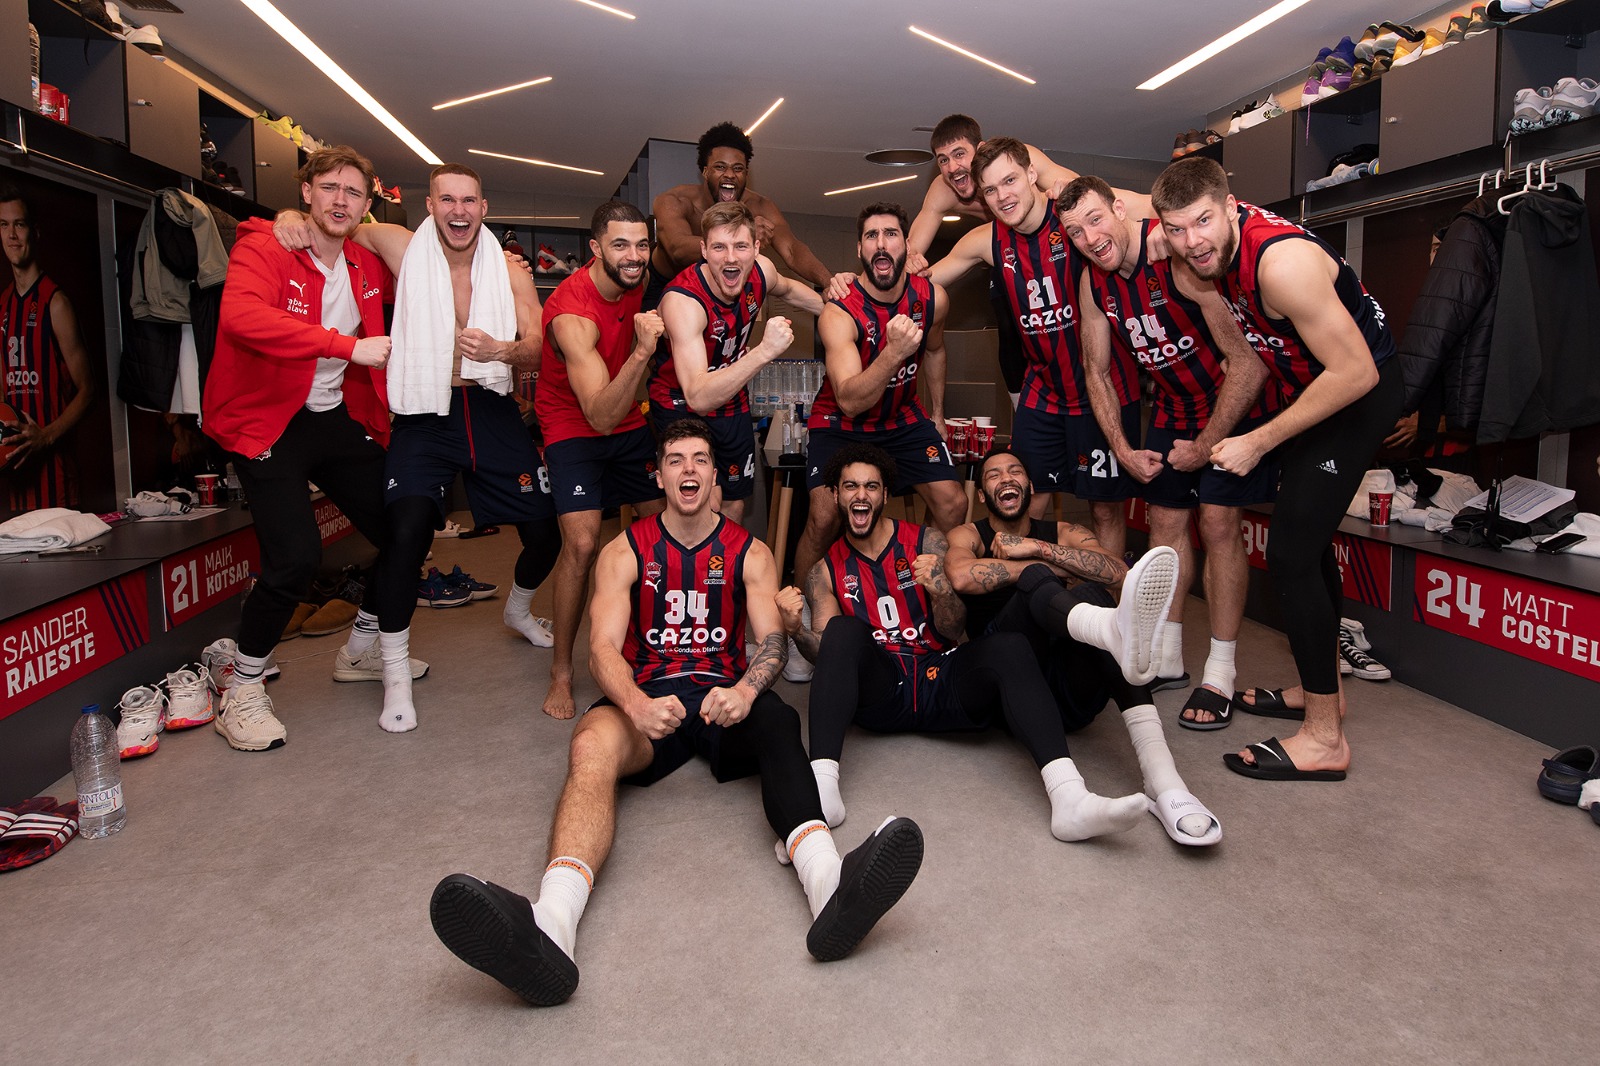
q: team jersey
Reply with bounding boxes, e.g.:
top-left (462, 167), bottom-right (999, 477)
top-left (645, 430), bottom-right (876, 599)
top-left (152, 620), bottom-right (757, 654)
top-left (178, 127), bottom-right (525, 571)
top-left (536, 262), bottom-right (646, 443)
top-left (2, 275), bottom-right (75, 509)
top-left (650, 260), bottom-right (766, 419)
top-left (992, 211), bottom-right (1126, 416)
top-left (1089, 221), bottom-right (1227, 432)
top-left (808, 276), bottom-right (935, 433)
top-left (824, 519), bottom-right (954, 658)
top-left (621, 513), bottom-right (752, 686)
top-left (1220, 202), bottom-right (1395, 403)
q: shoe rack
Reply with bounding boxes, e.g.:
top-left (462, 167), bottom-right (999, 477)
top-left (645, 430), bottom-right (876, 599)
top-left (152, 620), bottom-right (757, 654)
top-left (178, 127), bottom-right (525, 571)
top-left (1, 0), bottom-right (308, 213)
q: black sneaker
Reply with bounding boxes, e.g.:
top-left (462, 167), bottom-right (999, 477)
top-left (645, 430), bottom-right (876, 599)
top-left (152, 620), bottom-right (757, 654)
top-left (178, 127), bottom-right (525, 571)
top-left (429, 874), bottom-right (579, 1006)
top-left (806, 816), bottom-right (923, 962)
top-left (1338, 633), bottom-right (1391, 680)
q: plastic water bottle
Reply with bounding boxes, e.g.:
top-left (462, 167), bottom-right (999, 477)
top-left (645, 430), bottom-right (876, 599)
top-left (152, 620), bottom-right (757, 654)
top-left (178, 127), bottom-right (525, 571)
top-left (70, 704), bottom-right (126, 838)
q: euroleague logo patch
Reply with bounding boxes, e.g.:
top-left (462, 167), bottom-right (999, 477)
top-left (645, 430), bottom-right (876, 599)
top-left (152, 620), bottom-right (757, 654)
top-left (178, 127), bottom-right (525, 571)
top-left (925, 665), bottom-right (939, 681)
top-left (1145, 273), bottom-right (1167, 307)
top-left (925, 445), bottom-right (939, 461)
top-left (518, 471), bottom-right (534, 493)
top-left (706, 554), bottom-right (726, 585)
top-left (746, 296), bottom-right (759, 316)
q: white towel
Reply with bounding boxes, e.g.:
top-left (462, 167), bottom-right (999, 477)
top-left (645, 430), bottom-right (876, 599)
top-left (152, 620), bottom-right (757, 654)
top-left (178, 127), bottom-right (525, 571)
top-left (388, 216), bottom-right (517, 415)
top-left (0, 508), bottom-right (111, 554)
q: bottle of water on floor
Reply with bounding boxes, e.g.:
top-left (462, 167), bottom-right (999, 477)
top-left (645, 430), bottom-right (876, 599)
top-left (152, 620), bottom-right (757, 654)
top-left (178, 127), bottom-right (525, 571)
top-left (70, 704), bottom-right (126, 838)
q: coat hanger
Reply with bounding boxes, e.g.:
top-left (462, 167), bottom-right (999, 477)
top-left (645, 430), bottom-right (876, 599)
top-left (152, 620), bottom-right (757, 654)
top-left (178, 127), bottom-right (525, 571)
top-left (1478, 168), bottom-right (1505, 197)
top-left (1497, 160), bottom-right (1557, 214)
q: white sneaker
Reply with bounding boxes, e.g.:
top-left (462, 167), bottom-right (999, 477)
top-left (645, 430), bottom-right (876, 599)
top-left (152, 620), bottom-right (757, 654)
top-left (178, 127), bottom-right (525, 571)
top-left (1512, 86), bottom-right (1554, 133)
top-left (214, 682), bottom-right (286, 751)
top-left (201, 638), bottom-right (237, 694)
top-left (117, 685), bottom-right (167, 758)
top-left (332, 646), bottom-right (430, 682)
top-left (163, 665), bottom-right (215, 729)
top-left (1548, 76), bottom-right (1600, 122)
top-left (783, 637), bottom-right (814, 682)
top-left (1236, 99), bottom-right (1285, 131)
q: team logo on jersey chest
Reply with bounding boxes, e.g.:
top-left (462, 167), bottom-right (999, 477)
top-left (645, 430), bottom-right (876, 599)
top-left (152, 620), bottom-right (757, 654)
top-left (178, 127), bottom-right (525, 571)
top-left (1103, 295), bottom-right (1118, 319)
top-left (841, 573), bottom-right (861, 602)
top-left (644, 560), bottom-right (664, 591)
top-left (1145, 274), bottom-right (1167, 308)
top-left (710, 320), bottom-right (728, 343)
top-left (1002, 248), bottom-right (1018, 273)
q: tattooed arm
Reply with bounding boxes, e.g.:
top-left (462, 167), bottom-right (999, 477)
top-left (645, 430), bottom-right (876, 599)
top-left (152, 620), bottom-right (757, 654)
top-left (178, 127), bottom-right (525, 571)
top-left (991, 522), bottom-right (1128, 587)
top-left (781, 559), bottom-right (841, 664)
top-left (702, 540), bottom-right (786, 727)
top-left (945, 522), bottom-right (1070, 595)
top-left (914, 527), bottom-right (968, 641)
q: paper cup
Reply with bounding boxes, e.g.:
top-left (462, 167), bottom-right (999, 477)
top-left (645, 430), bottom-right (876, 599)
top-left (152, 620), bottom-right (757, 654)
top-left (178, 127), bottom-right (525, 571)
top-left (1368, 490), bottom-right (1392, 526)
top-left (196, 474), bottom-right (219, 506)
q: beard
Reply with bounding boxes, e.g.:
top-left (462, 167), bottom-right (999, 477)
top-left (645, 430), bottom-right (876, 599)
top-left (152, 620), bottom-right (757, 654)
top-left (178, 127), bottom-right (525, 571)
top-left (987, 481), bottom-right (1032, 522)
top-left (859, 250), bottom-right (907, 293)
top-left (838, 498), bottom-right (886, 539)
top-left (601, 253), bottom-right (645, 290)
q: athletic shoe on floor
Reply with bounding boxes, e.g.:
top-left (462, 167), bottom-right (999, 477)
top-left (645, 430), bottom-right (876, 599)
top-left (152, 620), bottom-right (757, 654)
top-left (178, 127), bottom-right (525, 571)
top-left (1340, 617), bottom-right (1371, 650)
top-left (201, 638), bottom-right (238, 694)
top-left (117, 685), bottom-right (167, 759)
top-left (1339, 634), bottom-right (1391, 680)
top-left (417, 571), bottom-right (472, 608)
top-left (303, 567), bottom-right (367, 636)
top-left (332, 647), bottom-right (431, 682)
top-left (806, 816), bottom-right (924, 962)
top-left (214, 682), bottom-right (285, 751)
top-left (439, 565), bottom-right (498, 600)
top-left (429, 874), bottom-right (579, 1006)
top-left (163, 665), bottom-right (215, 729)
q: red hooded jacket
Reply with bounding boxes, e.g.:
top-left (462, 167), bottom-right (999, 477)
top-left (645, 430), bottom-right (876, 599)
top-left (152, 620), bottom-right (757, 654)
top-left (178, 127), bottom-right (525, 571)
top-left (203, 218), bottom-right (393, 457)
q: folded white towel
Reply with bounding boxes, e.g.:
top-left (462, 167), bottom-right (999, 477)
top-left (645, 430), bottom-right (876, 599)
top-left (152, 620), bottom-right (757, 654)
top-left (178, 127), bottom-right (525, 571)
top-left (389, 216), bottom-right (516, 415)
top-left (0, 508), bottom-right (111, 554)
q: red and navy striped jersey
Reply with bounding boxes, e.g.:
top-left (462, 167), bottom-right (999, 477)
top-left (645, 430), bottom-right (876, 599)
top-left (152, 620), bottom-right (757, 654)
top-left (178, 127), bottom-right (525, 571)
top-left (809, 276), bottom-right (934, 432)
top-left (1089, 220), bottom-right (1278, 431)
top-left (621, 513), bottom-right (752, 686)
top-left (3, 275), bottom-right (76, 510)
top-left (650, 260), bottom-right (767, 418)
top-left (824, 519), bottom-right (954, 658)
top-left (992, 212), bottom-right (1124, 416)
top-left (1220, 203), bottom-right (1395, 402)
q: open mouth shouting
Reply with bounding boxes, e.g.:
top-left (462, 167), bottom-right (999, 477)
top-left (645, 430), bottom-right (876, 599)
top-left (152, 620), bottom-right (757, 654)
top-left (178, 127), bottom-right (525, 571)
top-left (1087, 235), bottom-right (1118, 269)
top-left (846, 498), bottom-right (876, 534)
top-left (676, 473), bottom-right (703, 507)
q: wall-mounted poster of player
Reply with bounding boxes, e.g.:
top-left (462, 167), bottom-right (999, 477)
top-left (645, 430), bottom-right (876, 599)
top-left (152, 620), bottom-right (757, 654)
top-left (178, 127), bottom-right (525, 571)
top-left (0, 164), bottom-right (112, 519)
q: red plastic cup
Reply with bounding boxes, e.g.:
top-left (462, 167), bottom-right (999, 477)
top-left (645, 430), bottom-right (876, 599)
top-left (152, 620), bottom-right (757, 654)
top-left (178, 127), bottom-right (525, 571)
top-left (196, 474), bottom-right (219, 506)
top-left (1368, 490), bottom-right (1392, 526)
top-left (974, 425), bottom-right (996, 457)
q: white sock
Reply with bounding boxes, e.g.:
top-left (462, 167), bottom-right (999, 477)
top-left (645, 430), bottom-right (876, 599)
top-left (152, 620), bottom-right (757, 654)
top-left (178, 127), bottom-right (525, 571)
top-left (378, 629), bottom-right (416, 733)
top-left (1161, 621), bottom-right (1185, 677)
top-left (786, 821), bottom-right (841, 920)
top-left (345, 610), bottom-right (379, 656)
top-left (234, 650), bottom-right (270, 686)
top-left (1201, 637), bottom-right (1238, 695)
top-left (1066, 603), bottom-right (1117, 655)
top-left (504, 585), bottom-right (554, 647)
top-left (1040, 757), bottom-right (1147, 842)
top-left (531, 857), bottom-right (592, 960)
top-left (1122, 706), bottom-right (1211, 839)
top-left (811, 759), bottom-right (846, 828)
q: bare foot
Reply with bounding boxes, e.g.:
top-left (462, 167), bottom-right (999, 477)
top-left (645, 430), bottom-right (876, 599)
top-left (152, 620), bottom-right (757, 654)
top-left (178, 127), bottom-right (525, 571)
top-left (542, 673), bottom-right (575, 720)
top-left (1234, 728), bottom-right (1350, 773)
top-left (1177, 683), bottom-right (1231, 726)
top-left (1236, 685), bottom-right (1348, 718)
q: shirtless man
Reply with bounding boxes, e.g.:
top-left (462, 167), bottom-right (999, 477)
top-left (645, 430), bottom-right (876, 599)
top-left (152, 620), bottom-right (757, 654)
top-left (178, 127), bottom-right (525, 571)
top-left (653, 201), bottom-right (823, 526)
top-left (649, 122), bottom-right (839, 303)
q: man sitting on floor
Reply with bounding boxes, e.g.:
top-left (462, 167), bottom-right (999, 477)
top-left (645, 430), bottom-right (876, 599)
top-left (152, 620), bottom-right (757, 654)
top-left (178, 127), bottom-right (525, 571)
top-left (428, 419), bottom-right (924, 1006)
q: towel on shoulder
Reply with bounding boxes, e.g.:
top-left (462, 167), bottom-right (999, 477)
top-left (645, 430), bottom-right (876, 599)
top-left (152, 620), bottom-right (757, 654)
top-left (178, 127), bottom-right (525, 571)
top-left (388, 215), bottom-right (516, 415)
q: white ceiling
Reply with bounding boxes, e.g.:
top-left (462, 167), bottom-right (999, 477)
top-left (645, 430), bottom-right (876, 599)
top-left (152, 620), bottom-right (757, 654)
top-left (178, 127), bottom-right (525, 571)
top-left (149, 0), bottom-right (1443, 218)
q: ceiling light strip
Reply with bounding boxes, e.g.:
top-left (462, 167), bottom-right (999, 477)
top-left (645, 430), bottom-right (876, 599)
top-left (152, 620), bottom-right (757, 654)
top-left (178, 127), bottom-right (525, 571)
top-left (433, 77), bottom-right (553, 111)
top-left (745, 98), bottom-right (784, 136)
top-left (823, 174), bottom-right (920, 197)
top-left (908, 26), bottom-right (1036, 86)
top-left (571, 0), bottom-right (636, 19)
top-left (469, 148), bottom-right (605, 176)
top-left (487, 215), bottom-right (581, 221)
top-left (1137, 0), bottom-right (1317, 90)
top-left (237, 0), bottom-right (442, 164)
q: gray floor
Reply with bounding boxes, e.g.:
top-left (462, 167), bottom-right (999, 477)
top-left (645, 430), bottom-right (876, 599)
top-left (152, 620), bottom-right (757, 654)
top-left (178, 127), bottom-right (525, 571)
top-left (3, 516), bottom-right (1597, 1065)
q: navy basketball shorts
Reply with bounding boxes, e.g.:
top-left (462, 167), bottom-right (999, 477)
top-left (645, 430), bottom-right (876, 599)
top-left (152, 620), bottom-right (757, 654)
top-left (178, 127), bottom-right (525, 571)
top-left (1011, 401), bottom-right (1140, 501)
top-left (1142, 416), bottom-right (1280, 510)
top-left (649, 405), bottom-right (757, 502)
top-left (544, 424), bottom-right (667, 515)
top-left (386, 385), bottom-right (554, 525)
top-left (804, 419), bottom-right (959, 493)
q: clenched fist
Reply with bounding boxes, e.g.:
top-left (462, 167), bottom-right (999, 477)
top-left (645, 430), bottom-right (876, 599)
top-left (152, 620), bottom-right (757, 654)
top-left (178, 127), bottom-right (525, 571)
top-left (885, 314), bottom-right (924, 360)
top-left (633, 310), bottom-right (665, 351)
top-left (775, 585), bottom-right (806, 635)
top-left (351, 336), bottom-right (391, 367)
